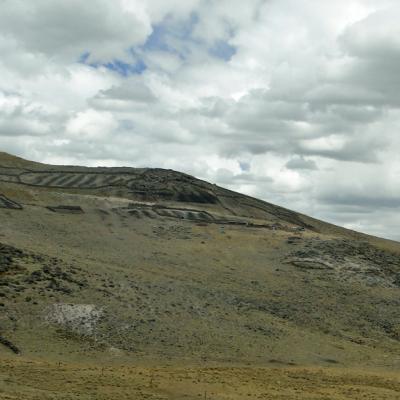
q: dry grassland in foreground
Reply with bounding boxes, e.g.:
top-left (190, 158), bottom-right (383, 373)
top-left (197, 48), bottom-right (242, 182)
top-left (0, 357), bottom-right (400, 399)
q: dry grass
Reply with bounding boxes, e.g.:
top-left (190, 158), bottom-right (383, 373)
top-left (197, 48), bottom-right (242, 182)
top-left (1, 153), bottom-right (400, 399)
top-left (1, 357), bottom-right (400, 400)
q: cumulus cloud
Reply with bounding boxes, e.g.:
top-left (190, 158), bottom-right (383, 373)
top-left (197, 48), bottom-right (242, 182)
top-left (0, 0), bottom-right (152, 62)
top-left (340, 5), bottom-right (400, 60)
top-left (0, 0), bottom-right (399, 240)
top-left (0, 92), bottom-right (53, 136)
top-left (66, 109), bottom-right (118, 139)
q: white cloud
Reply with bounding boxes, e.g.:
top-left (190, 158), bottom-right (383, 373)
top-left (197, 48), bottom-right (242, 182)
top-left (0, 92), bottom-right (53, 136)
top-left (0, 0), bottom-right (399, 240)
top-left (66, 109), bottom-right (118, 139)
top-left (341, 5), bottom-right (400, 59)
top-left (0, 0), bottom-right (152, 62)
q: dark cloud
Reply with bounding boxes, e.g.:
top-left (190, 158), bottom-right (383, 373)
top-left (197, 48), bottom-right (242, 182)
top-left (285, 157), bottom-right (318, 170)
top-left (319, 192), bottom-right (400, 209)
top-left (0, 0), bottom-right (151, 61)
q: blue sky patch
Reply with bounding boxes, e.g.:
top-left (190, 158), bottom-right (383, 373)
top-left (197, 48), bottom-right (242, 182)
top-left (143, 23), bottom-right (170, 52)
top-left (141, 13), bottom-right (200, 60)
top-left (79, 52), bottom-right (147, 77)
top-left (78, 12), bottom-right (233, 77)
top-left (239, 161), bottom-right (250, 172)
top-left (78, 52), bottom-right (90, 63)
top-left (209, 40), bottom-right (236, 61)
top-left (102, 59), bottom-right (147, 76)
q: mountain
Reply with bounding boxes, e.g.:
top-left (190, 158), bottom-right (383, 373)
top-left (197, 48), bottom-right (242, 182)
top-left (0, 151), bottom-right (400, 399)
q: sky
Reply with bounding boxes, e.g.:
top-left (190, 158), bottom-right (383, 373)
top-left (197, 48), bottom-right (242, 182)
top-left (0, 0), bottom-right (399, 240)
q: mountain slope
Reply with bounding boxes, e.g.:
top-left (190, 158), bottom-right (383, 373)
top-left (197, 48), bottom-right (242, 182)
top-left (0, 151), bottom-right (399, 371)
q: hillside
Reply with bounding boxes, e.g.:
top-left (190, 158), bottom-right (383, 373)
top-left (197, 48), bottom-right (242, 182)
top-left (0, 151), bottom-right (400, 399)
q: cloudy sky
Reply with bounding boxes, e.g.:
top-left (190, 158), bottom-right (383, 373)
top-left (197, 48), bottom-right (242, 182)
top-left (0, 0), bottom-right (399, 240)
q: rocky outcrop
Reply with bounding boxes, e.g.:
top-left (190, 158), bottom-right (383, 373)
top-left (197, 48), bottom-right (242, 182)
top-left (286, 238), bottom-right (400, 287)
top-left (46, 205), bottom-right (84, 214)
top-left (0, 335), bottom-right (20, 354)
top-left (45, 303), bottom-right (103, 336)
top-left (0, 156), bottom-right (313, 230)
top-left (0, 194), bottom-right (22, 210)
